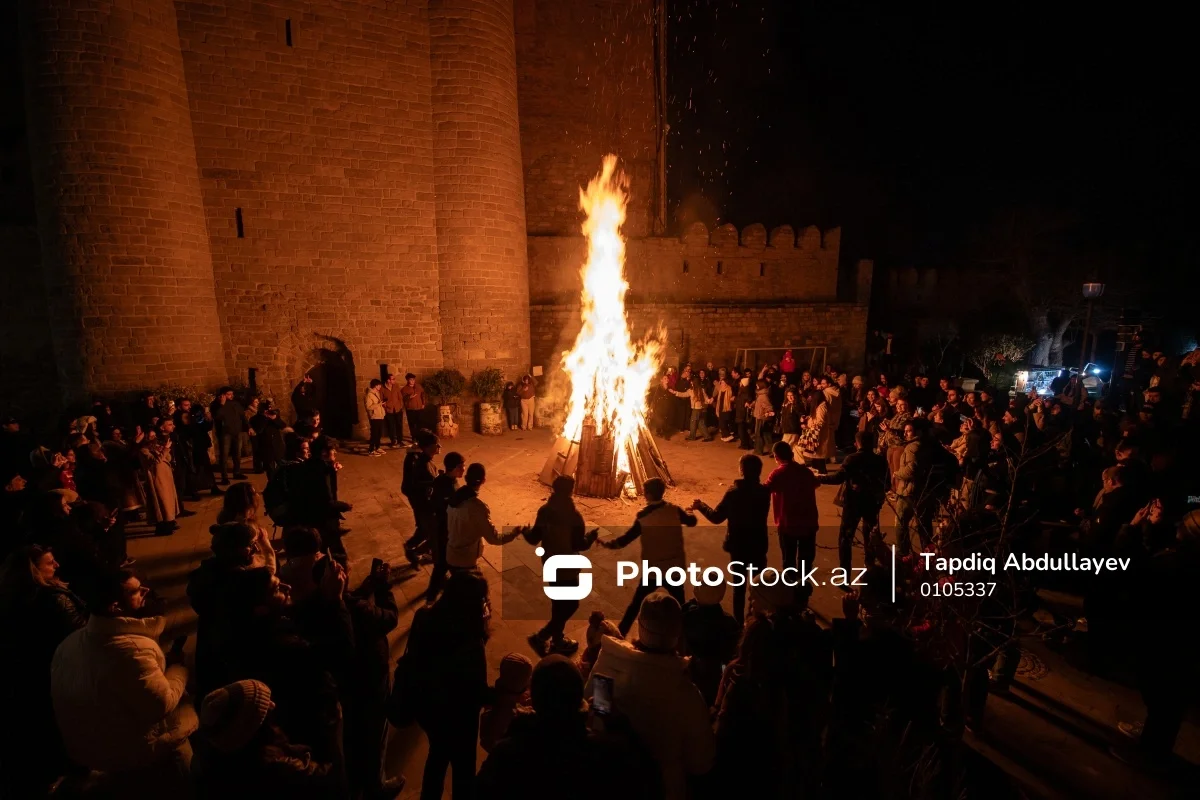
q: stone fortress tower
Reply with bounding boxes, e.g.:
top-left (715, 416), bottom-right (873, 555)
top-left (3, 0), bottom-right (869, 432)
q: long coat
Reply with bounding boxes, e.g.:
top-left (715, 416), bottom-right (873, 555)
top-left (140, 441), bottom-right (180, 523)
top-left (801, 401), bottom-right (837, 460)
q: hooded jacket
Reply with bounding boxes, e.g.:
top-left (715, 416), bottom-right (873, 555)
top-left (586, 637), bottom-right (715, 800)
top-left (446, 485), bottom-right (519, 568)
top-left (51, 614), bottom-right (198, 771)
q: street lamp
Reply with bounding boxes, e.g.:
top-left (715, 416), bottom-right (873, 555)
top-left (1079, 282), bottom-right (1105, 370)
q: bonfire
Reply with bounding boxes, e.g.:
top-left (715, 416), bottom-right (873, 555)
top-left (538, 156), bottom-right (673, 498)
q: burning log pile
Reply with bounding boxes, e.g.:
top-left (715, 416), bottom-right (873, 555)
top-left (540, 423), bottom-right (673, 499)
top-left (537, 156), bottom-right (672, 498)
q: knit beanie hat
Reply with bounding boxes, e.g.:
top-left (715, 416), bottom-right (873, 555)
top-left (585, 610), bottom-right (621, 649)
top-left (636, 591), bottom-right (682, 652)
top-left (693, 578), bottom-right (727, 607)
top-left (497, 653), bottom-right (534, 695)
top-left (201, 680), bottom-right (273, 752)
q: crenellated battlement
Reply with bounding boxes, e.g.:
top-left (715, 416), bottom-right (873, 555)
top-left (529, 222), bottom-right (844, 306)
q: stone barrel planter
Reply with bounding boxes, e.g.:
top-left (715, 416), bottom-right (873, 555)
top-left (479, 401), bottom-right (503, 435)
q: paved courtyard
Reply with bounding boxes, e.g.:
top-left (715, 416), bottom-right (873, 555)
top-left (130, 425), bottom-right (854, 796)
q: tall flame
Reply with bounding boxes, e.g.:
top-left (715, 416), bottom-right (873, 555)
top-left (560, 156), bottom-right (662, 474)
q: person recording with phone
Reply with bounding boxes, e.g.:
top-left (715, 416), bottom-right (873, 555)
top-left (51, 570), bottom-right (198, 792)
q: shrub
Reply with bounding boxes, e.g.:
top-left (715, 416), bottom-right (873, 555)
top-left (424, 369), bottom-right (467, 405)
top-left (469, 367), bottom-right (505, 402)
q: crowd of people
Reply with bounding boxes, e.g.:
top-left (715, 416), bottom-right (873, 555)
top-left (1, 340), bottom-right (1198, 798)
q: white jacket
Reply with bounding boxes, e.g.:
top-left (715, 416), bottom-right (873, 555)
top-left (587, 636), bottom-right (716, 800)
top-left (364, 387), bottom-right (386, 420)
top-left (446, 487), bottom-right (517, 568)
top-left (51, 614), bottom-right (198, 772)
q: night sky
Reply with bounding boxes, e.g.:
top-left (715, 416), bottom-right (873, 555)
top-left (666, 0), bottom-right (1193, 287)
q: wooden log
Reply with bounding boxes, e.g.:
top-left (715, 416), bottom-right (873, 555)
top-left (639, 427), bottom-right (674, 485)
top-left (576, 423), bottom-right (620, 498)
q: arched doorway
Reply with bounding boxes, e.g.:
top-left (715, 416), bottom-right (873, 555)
top-left (304, 347), bottom-right (358, 440)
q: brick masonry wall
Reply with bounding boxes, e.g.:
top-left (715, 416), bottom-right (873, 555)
top-left (532, 301), bottom-right (870, 394)
top-left (176, 1), bottom-right (444, 426)
top-left (19, 0), bottom-right (229, 400)
top-left (514, 0), bottom-right (659, 238)
top-left (530, 222), bottom-right (841, 305)
top-left (430, 0), bottom-right (531, 379)
top-left (0, 225), bottom-right (58, 423)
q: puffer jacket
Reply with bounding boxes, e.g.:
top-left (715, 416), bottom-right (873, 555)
top-left (586, 636), bottom-right (715, 800)
top-left (51, 614), bottom-right (198, 772)
top-left (893, 437), bottom-right (932, 499)
top-left (446, 486), bottom-right (519, 568)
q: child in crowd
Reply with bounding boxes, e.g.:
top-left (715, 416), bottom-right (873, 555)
top-left (479, 653), bottom-right (534, 752)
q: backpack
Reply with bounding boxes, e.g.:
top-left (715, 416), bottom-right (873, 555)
top-left (263, 463), bottom-right (291, 523)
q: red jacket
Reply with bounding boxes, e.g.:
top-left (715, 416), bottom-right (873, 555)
top-left (764, 461), bottom-right (819, 536)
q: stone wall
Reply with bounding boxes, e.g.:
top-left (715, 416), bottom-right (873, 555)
top-left (19, 0), bottom-right (229, 399)
top-left (515, 0), bottom-right (660, 238)
top-left (530, 221), bottom-right (841, 305)
top-left (532, 301), bottom-right (870, 386)
top-left (176, 0), bottom-right (445, 425)
top-left (0, 225), bottom-right (58, 423)
top-left (430, 0), bottom-right (531, 378)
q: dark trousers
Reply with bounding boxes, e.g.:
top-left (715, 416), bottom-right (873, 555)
top-left (405, 409), bottom-right (424, 441)
top-left (780, 533), bottom-right (817, 604)
top-left (737, 418), bottom-right (752, 448)
top-left (806, 457), bottom-right (827, 475)
top-left (839, 504), bottom-right (881, 572)
top-left (420, 711), bottom-right (478, 800)
top-left (406, 509), bottom-right (435, 559)
top-left (368, 418), bottom-right (384, 452)
top-left (729, 552), bottom-right (767, 625)
top-left (687, 408), bottom-right (708, 440)
top-left (344, 699), bottom-right (388, 798)
top-left (540, 598), bottom-right (580, 640)
top-left (385, 412), bottom-right (404, 444)
top-left (320, 519), bottom-right (346, 557)
top-left (505, 405), bottom-right (521, 429)
top-left (425, 523), bottom-right (449, 601)
top-left (719, 411), bottom-right (733, 438)
top-left (779, 534), bottom-right (816, 572)
top-left (896, 495), bottom-right (935, 555)
top-left (217, 432), bottom-right (245, 482)
top-left (755, 419), bottom-right (775, 455)
top-left (619, 577), bottom-right (686, 637)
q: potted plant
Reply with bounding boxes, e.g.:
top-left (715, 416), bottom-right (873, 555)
top-left (424, 368), bottom-right (466, 438)
top-left (469, 367), bottom-right (506, 435)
